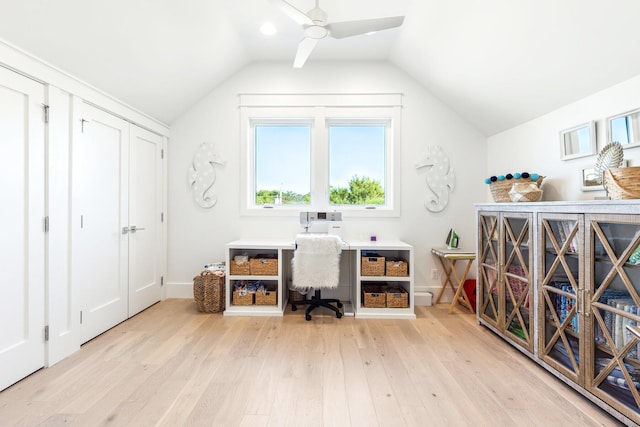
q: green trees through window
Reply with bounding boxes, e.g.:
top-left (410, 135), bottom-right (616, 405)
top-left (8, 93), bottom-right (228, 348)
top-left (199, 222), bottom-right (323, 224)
top-left (330, 175), bottom-right (384, 205)
top-left (256, 175), bottom-right (384, 205)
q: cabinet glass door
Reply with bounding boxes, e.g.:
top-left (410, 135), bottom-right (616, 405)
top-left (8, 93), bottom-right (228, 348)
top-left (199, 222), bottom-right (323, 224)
top-left (479, 212), bottom-right (499, 327)
top-left (587, 214), bottom-right (640, 418)
top-left (539, 214), bottom-right (583, 384)
top-left (502, 214), bottom-right (533, 351)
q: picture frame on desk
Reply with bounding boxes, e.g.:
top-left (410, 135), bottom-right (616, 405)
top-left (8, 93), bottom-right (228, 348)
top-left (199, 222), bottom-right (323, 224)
top-left (581, 160), bottom-right (628, 192)
top-left (580, 167), bottom-right (602, 192)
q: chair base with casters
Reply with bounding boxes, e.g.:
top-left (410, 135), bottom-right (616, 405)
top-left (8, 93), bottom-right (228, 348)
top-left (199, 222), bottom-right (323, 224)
top-left (291, 289), bottom-right (343, 321)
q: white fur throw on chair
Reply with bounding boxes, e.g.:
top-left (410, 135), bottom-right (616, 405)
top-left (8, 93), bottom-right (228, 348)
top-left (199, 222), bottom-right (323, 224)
top-left (292, 234), bottom-right (342, 289)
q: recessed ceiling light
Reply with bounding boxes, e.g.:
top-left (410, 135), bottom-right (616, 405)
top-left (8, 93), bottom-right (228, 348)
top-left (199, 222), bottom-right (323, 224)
top-left (260, 22), bottom-right (277, 36)
top-left (365, 31), bottom-right (377, 36)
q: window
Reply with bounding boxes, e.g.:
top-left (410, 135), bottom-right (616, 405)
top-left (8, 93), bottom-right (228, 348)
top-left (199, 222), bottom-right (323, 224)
top-left (329, 122), bottom-right (387, 206)
top-left (240, 94), bottom-right (401, 217)
top-left (254, 124), bottom-right (311, 205)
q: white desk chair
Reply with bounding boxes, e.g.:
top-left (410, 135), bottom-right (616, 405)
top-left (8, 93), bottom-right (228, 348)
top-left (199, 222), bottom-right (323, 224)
top-left (291, 233), bottom-right (343, 321)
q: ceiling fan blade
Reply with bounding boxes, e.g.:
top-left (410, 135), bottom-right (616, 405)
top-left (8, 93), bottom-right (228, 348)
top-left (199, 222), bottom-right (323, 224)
top-left (293, 37), bottom-right (319, 68)
top-left (327, 16), bottom-right (405, 39)
top-left (269, 0), bottom-right (312, 26)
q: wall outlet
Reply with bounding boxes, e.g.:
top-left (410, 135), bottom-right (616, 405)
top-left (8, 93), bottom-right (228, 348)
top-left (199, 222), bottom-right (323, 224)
top-left (431, 268), bottom-right (440, 280)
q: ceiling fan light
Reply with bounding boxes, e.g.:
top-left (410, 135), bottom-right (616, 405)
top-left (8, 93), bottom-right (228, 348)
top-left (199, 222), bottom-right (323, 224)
top-left (305, 24), bottom-right (328, 39)
top-left (260, 22), bottom-right (277, 35)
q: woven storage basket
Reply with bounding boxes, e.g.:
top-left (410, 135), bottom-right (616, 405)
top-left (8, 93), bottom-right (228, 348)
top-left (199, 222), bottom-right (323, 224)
top-left (361, 255), bottom-right (385, 276)
top-left (250, 255), bottom-right (278, 276)
top-left (385, 287), bottom-right (409, 308)
top-left (193, 270), bottom-right (225, 313)
top-left (385, 259), bottom-right (408, 277)
top-left (289, 289), bottom-right (307, 304)
top-left (362, 285), bottom-right (386, 307)
top-left (490, 176), bottom-right (544, 203)
top-left (229, 260), bottom-right (250, 275)
top-left (508, 182), bottom-right (543, 202)
top-left (603, 167), bottom-right (640, 200)
top-left (232, 291), bottom-right (254, 305)
top-left (255, 285), bottom-right (277, 305)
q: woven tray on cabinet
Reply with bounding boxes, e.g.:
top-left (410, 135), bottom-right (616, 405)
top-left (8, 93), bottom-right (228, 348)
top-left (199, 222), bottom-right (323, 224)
top-left (603, 167), bottom-right (640, 200)
top-left (490, 176), bottom-right (544, 203)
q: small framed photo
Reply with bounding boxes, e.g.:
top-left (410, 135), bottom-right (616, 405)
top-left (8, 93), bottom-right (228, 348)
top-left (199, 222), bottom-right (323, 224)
top-left (581, 167), bottom-right (602, 192)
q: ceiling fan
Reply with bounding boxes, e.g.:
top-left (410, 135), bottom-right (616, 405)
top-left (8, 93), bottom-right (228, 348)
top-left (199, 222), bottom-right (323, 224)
top-left (270, 0), bottom-right (405, 68)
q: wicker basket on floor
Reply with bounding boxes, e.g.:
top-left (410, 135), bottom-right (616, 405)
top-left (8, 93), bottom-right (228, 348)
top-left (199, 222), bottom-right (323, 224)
top-left (193, 270), bottom-right (225, 313)
top-left (289, 289), bottom-right (307, 304)
top-left (603, 167), bottom-right (640, 200)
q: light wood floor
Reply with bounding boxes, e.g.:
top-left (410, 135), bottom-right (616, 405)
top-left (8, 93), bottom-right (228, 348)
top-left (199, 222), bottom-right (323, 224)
top-left (0, 300), bottom-right (624, 426)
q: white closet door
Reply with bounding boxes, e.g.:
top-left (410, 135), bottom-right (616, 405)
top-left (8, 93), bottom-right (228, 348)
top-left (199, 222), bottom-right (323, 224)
top-left (73, 102), bottom-right (129, 344)
top-left (0, 68), bottom-right (45, 391)
top-left (128, 125), bottom-right (163, 316)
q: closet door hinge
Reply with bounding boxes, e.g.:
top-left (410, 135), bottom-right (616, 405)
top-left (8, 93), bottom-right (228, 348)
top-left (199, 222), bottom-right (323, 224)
top-left (161, 149), bottom-right (164, 159)
top-left (161, 212), bottom-right (164, 223)
top-left (161, 276), bottom-right (164, 287)
top-left (43, 104), bottom-right (50, 123)
top-left (44, 216), bottom-right (49, 232)
top-left (80, 310), bottom-right (83, 325)
top-left (44, 325), bottom-right (49, 342)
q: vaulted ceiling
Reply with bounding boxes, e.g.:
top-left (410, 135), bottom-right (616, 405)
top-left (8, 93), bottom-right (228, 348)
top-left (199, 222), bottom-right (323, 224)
top-left (2, 0), bottom-right (640, 135)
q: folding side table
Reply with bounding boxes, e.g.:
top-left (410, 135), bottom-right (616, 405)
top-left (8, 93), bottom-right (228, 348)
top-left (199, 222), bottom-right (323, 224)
top-left (431, 247), bottom-right (476, 313)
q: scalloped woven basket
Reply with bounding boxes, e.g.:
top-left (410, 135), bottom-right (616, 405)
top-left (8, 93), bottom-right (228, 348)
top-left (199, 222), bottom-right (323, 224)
top-left (489, 176), bottom-right (544, 203)
top-left (603, 167), bottom-right (640, 200)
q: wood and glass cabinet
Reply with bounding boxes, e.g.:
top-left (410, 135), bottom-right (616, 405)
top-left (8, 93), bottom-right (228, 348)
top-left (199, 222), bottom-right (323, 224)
top-left (538, 213), bottom-right (584, 385)
top-left (586, 214), bottom-right (640, 422)
top-left (477, 202), bottom-right (640, 427)
top-left (478, 211), bottom-right (534, 354)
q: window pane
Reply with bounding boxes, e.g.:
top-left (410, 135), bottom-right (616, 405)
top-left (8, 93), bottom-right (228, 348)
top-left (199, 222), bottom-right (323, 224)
top-left (329, 125), bottom-right (385, 205)
top-left (255, 125), bottom-right (310, 205)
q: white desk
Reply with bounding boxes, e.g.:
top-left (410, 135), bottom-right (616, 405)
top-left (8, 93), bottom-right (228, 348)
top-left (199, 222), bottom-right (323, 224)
top-left (225, 238), bottom-right (415, 319)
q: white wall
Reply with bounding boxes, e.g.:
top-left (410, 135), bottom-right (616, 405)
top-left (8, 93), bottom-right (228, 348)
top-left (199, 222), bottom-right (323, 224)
top-left (167, 61), bottom-right (487, 300)
top-left (487, 74), bottom-right (640, 201)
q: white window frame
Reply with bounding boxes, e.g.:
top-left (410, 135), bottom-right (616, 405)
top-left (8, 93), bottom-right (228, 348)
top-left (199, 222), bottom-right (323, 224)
top-left (239, 94), bottom-right (402, 218)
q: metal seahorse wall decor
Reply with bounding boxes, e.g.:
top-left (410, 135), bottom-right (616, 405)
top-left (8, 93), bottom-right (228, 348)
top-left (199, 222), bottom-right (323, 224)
top-left (188, 142), bottom-right (225, 208)
top-left (415, 145), bottom-right (455, 212)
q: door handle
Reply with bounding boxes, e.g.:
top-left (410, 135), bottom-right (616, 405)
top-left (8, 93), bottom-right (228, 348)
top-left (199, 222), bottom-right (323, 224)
top-left (130, 225), bottom-right (145, 233)
top-left (122, 226), bottom-right (129, 234)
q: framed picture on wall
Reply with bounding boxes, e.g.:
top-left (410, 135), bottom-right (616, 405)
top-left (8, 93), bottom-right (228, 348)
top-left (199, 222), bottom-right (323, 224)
top-left (560, 121), bottom-right (596, 161)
